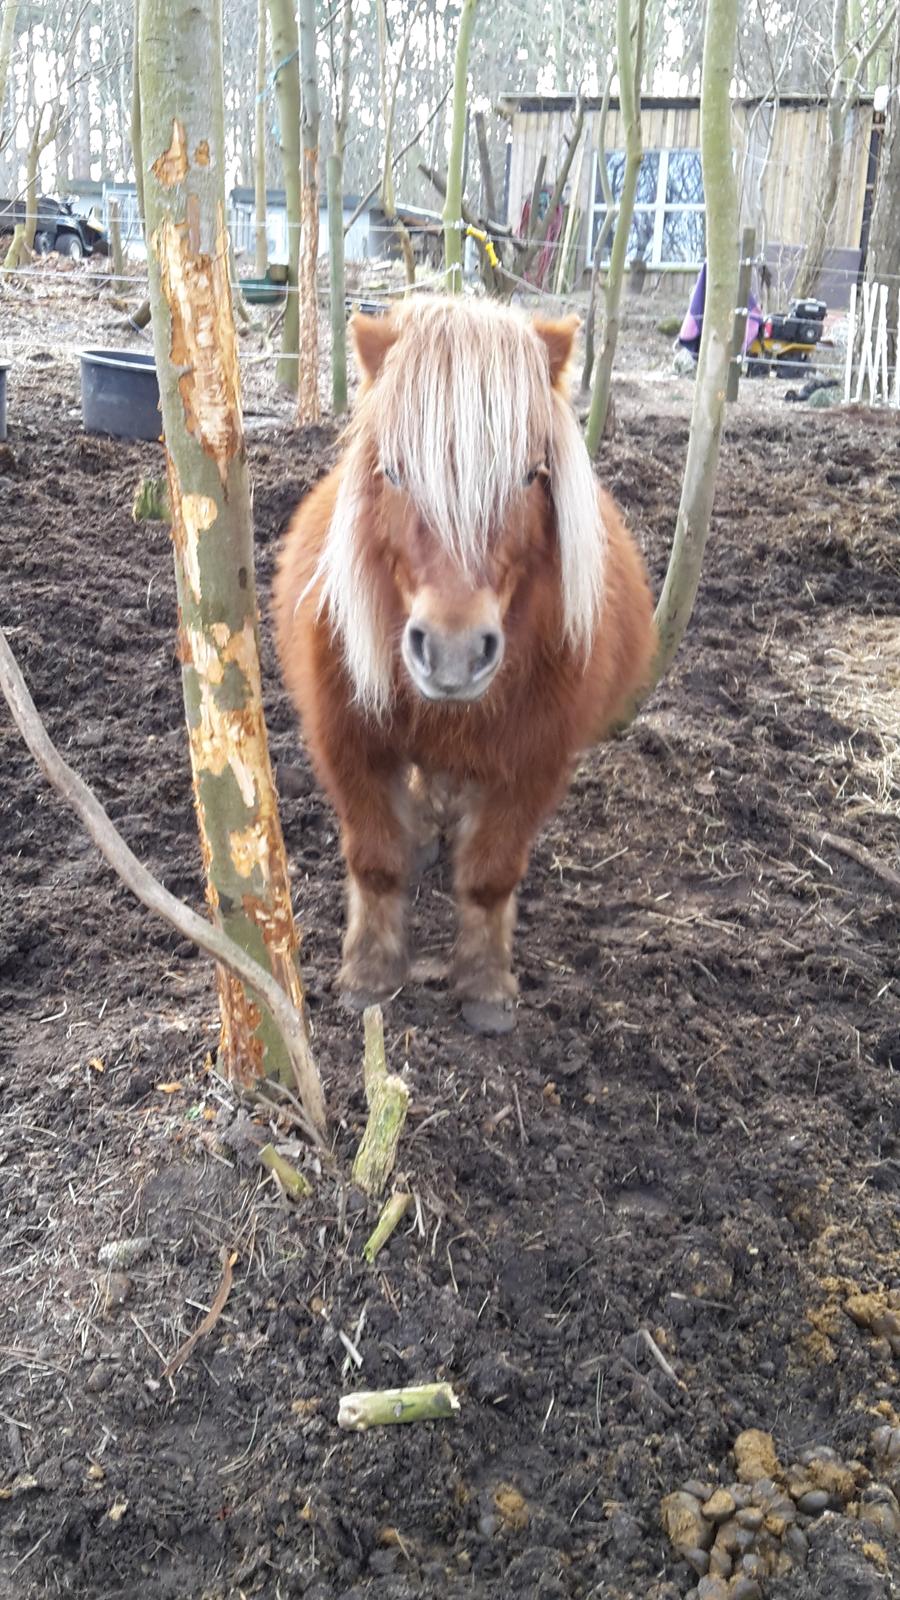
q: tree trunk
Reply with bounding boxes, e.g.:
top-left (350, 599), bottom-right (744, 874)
top-left (0, 0), bottom-right (21, 138)
top-left (131, 0), bottom-right (145, 230)
top-left (297, 0), bottom-right (320, 425)
top-left (109, 197), bottom-right (126, 293)
top-left (474, 109), bottom-right (497, 219)
top-left (443, 0), bottom-right (478, 292)
top-left (794, 74), bottom-right (845, 299)
top-left (254, 0), bottom-right (268, 278)
top-left (650, 0), bottom-right (739, 687)
top-left (328, 0), bottom-right (352, 415)
top-left (520, 95), bottom-right (585, 280)
top-left (863, 18), bottom-right (900, 366)
top-left (267, 0), bottom-right (302, 388)
top-left (585, 0), bottom-right (644, 453)
top-left (138, 0), bottom-right (322, 1117)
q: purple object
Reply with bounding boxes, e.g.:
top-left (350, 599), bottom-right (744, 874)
top-left (678, 262), bottom-right (762, 357)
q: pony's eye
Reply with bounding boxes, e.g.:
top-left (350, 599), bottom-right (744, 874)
top-left (525, 464), bottom-right (546, 487)
top-left (382, 463), bottom-right (401, 488)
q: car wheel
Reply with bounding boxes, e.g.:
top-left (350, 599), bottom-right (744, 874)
top-left (33, 231), bottom-right (54, 255)
top-left (57, 234), bottom-right (84, 261)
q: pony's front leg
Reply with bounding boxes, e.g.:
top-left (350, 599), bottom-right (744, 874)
top-left (338, 767), bottom-right (412, 1009)
top-left (452, 782), bottom-right (558, 1035)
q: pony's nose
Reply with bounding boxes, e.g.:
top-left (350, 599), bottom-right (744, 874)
top-left (403, 619), bottom-right (504, 700)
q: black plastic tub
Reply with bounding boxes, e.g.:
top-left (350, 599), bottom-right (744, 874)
top-left (80, 349), bottom-right (161, 442)
top-left (0, 361), bottom-right (9, 443)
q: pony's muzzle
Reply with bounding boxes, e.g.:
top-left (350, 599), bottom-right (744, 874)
top-left (402, 617), bottom-right (504, 702)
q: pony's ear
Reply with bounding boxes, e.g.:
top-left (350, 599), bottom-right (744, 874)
top-left (533, 314), bottom-right (580, 386)
top-left (351, 313), bottom-right (399, 382)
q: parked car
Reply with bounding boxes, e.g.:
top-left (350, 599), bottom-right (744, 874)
top-left (0, 194), bottom-right (109, 260)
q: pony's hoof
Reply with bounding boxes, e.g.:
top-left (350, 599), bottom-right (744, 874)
top-left (461, 997), bottom-right (517, 1035)
top-left (340, 987), bottom-right (396, 1013)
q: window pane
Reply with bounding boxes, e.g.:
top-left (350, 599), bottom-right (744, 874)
top-left (661, 209), bottom-right (706, 263)
top-left (592, 207), bottom-right (655, 262)
top-left (666, 150), bottom-right (704, 204)
top-left (595, 150), bottom-right (659, 205)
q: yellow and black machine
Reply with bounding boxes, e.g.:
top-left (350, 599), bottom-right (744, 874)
top-left (745, 297), bottom-right (829, 380)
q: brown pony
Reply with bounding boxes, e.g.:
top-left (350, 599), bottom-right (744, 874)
top-left (274, 296), bottom-right (656, 1033)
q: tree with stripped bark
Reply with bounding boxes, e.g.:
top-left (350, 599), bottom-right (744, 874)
top-left (138, 0), bottom-right (323, 1125)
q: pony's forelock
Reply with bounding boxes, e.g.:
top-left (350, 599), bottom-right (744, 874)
top-left (313, 298), bottom-right (607, 716)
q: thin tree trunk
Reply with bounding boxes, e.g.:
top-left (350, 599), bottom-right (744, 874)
top-left (108, 197), bottom-right (126, 292)
top-left (328, 0), bottom-right (352, 414)
top-left (474, 109), bottom-right (497, 219)
top-left (254, 0), bottom-right (268, 277)
top-left (376, 0), bottom-right (420, 287)
top-left (267, 0), bottom-right (302, 388)
top-left (585, 0), bottom-right (645, 453)
top-left (0, 0), bottom-right (21, 137)
top-left (139, 0), bottom-right (322, 1116)
top-left (131, 0), bottom-right (145, 229)
top-left (520, 94), bottom-right (585, 279)
top-left (863, 18), bottom-right (900, 367)
top-left (443, 0), bottom-right (478, 292)
top-left (297, 0), bottom-right (320, 424)
top-left (649, 0), bottom-right (739, 687)
top-left (580, 75), bottom-right (612, 394)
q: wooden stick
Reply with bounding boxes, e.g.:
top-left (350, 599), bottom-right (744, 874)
top-left (337, 1382), bottom-right (460, 1431)
top-left (815, 830), bottom-right (900, 898)
top-left (0, 625), bottom-right (328, 1144)
top-left (259, 1143), bottom-right (312, 1198)
top-left (163, 1247), bottom-right (237, 1377)
top-left (352, 1006), bottom-right (409, 1196)
top-left (363, 1191), bottom-right (410, 1262)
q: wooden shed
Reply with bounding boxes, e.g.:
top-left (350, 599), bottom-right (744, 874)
top-left (500, 92), bottom-right (879, 307)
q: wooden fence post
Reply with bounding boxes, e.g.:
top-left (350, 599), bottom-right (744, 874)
top-left (726, 225), bottom-right (755, 402)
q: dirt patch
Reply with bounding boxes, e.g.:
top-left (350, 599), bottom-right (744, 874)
top-left (1, 382), bottom-right (898, 1599)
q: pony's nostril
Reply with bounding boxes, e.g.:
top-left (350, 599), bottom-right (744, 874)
top-left (474, 629), bottom-right (501, 676)
top-left (407, 625), bottom-right (431, 674)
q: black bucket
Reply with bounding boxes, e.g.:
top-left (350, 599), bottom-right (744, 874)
top-left (80, 349), bottom-right (161, 442)
top-left (0, 362), bottom-right (9, 443)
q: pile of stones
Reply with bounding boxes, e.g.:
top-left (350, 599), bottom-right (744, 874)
top-left (661, 1425), bottom-right (900, 1598)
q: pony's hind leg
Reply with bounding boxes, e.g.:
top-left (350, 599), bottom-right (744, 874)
top-left (338, 769), bottom-right (412, 1008)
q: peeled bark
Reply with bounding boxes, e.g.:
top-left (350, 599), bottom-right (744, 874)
top-left (297, 0), bottom-right (320, 425)
top-left (650, 0), bottom-right (739, 686)
top-left (139, 0), bottom-right (322, 1113)
top-left (585, 0), bottom-right (645, 453)
top-left (254, 0), bottom-right (268, 278)
top-left (443, 0), bottom-right (478, 292)
top-left (266, 0), bottom-right (302, 388)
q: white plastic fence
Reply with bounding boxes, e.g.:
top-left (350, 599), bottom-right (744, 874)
top-left (843, 281), bottom-right (900, 407)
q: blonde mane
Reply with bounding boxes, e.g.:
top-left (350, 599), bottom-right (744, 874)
top-left (315, 296), bottom-right (607, 716)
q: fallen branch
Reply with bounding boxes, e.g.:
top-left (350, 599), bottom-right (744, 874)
top-left (363, 1191), bottom-right (411, 1262)
top-left (163, 1247), bottom-right (237, 1377)
top-left (338, 1382), bottom-right (460, 1431)
top-left (259, 1142), bottom-right (312, 1198)
top-left (814, 830), bottom-right (900, 898)
top-left (352, 1006), bottom-right (409, 1196)
top-left (343, 86), bottom-right (451, 237)
top-left (0, 625), bottom-right (327, 1145)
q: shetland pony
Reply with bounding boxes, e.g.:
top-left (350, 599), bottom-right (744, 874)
top-left (274, 297), bottom-right (656, 1033)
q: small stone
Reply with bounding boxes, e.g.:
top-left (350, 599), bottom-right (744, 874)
top-left (102, 1272), bottom-right (132, 1309)
top-left (683, 1546), bottom-right (710, 1577)
top-left (702, 1489), bottom-right (736, 1523)
top-left (784, 1525), bottom-right (809, 1565)
top-left (707, 1546), bottom-right (731, 1579)
top-left (696, 1579), bottom-right (729, 1600)
top-left (734, 1431), bottom-right (782, 1484)
top-left (98, 1236), bottom-right (152, 1269)
top-left (871, 1425), bottom-right (900, 1465)
top-left (713, 1518), bottom-right (740, 1553)
top-left (85, 1363), bottom-right (113, 1394)
top-left (661, 1492), bottom-right (714, 1552)
top-left (740, 1553), bottom-right (764, 1578)
top-left (682, 1479), bottom-right (715, 1501)
top-left (736, 1507), bottom-right (764, 1532)
top-left (734, 1527), bottom-right (757, 1553)
top-left (730, 1485), bottom-right (753, 1510)
top-left (796, 1489), bottom-right (830, 1516)
top-left (730, 1581), bottom-right (762, 1600)
top-left (857, 1485), bottom-right (900, 1538)
top-left (477, 1514), bottom-right (498, 1538)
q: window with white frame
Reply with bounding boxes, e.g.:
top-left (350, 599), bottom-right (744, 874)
top-left (589, 148), bottom-right (705, 268)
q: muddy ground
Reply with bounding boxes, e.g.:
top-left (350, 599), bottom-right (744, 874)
top-left (1, 273), bottom-right (899, 1600)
